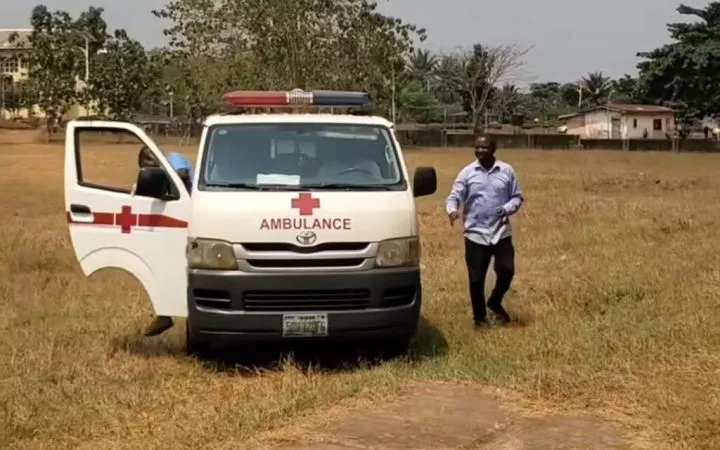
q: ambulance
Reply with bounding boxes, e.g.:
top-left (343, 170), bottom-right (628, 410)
top-left (64, 89), bottom-right (437, 355)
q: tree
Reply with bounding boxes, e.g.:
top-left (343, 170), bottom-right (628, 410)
top-left (438, 43), bottom-right (530, 130)
top-left (493, 84), bottom-right (521, 123)
top-left (433, 54), bottom-right (462, 105)
top-left (152, 0), bottom-right (426, 119)
top-left (636, 2), bottom-right (720, 121)
top-left (524, 82), bottom-right (560, 122)
top-left (396, 79), bottom-right (441, 123)
top-left (87, 30), bottom-right (153, 120)
top-left (580, 71), bottom-right (612, 106)
top-left (559, 83), bottom-right (581, 108)
top-left (407, 49), bottom-right (437, 91)
top-left (611, 74), bottom-right (639, 103)
top-left (22, 6), bottom-right (81, 131)
top-left (139, 48), bottom-right (179, 117)
top-left (18, 5), bottom-right (110, 131)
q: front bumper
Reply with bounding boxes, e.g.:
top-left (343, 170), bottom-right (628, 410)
top-left (187, 267), bottom-right (421, 342)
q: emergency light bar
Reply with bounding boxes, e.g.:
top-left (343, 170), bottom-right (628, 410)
top-left (222, 89), bottom-right (371, 108)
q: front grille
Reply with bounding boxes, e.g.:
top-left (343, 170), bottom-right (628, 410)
top-left (243, 289), bottom-right (371, 311)
top-left (246, 258), bottom-right (364, 268)
top-left (241, 242), bottom-right (370, 254)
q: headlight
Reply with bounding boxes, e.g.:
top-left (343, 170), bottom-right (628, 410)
top-left (375, 237), bottom-right (420, 268)
top-left (187, 238), bottom-right (238, 270)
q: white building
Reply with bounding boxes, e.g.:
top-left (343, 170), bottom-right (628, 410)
top-left (0, 28), bottom-right (99, 120)
top-left (0, 28), bottom-right (31, 83)
top-left (559, 104), bottom-right (676, 139)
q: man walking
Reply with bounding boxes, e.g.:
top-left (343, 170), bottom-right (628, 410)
top-left (445, 135), bottom-right (524, 327)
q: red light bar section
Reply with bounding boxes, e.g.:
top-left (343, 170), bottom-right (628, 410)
top-left (222, 89), bottom-right (370, 108)
top-left (222, 91), bottom-right (293, 106)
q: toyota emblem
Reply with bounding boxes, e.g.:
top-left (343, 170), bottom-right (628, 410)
top-left (296, 230), bottom-right (317, 246)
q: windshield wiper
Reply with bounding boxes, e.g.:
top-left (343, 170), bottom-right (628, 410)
top-left (304, 183), bottom-right (392, 190)
top-left (204, 183), bottom-right (300, 191)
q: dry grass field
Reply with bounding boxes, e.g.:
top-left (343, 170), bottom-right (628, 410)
top-left (2, 130), bottom-right (720, 449)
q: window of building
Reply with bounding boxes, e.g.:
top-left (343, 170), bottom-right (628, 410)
top-left (0, 58), bottom-right (19, 73)
top-left (653, 119), bottom-right (662, 130)
top-left (633, 119), bottom-right (638, 128)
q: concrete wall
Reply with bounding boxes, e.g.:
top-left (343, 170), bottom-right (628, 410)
top-left (582, 110), bottom-right (621, 138)
top-left (622, 114), bottom-right (675, 139)
top-left (24, 126), bottom-right (720, 153)
top-left (564, 115), bottom-right (585, 135)
top-left (390, 129), bottom-right (720, 152)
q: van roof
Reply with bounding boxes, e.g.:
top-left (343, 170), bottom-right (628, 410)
top-left (203, 113), bottom-right (394, 128)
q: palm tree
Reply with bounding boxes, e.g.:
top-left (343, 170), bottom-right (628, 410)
top-left (432, 54), bottom-right (462, 105)
top-left (407, 49), bottom-right (437, 91)
top-left (580, 71), bottom-right (613, 106)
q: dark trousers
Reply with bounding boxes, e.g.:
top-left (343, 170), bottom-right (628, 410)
top-left (464, 236), bottom-right (515, 321)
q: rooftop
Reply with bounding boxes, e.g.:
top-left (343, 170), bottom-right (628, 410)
top-left (605, 103), bottom-right (675, 113)
top-left (559, 103), bottom-right (675, 119)
top-left (0, 29), bottom-right (31, 49)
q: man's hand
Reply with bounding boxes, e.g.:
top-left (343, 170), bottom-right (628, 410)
top-left (490, 206), bottom-right (506, 219)
top-left (449, 211), bottom-right (460, 226)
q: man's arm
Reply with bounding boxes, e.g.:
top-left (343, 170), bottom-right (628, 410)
top-left (445, 168), bottom-right (468, 216)
top-left (501, 168), bottom-right (523, 216)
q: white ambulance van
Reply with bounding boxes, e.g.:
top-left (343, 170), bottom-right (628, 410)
top-left (64, 89), bottom-right (437, 355)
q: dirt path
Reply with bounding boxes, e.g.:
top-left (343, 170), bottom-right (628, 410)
top-left (0, 129), bottom-right (45, 144)
top-left (268, 383), bottom-right (643, 449)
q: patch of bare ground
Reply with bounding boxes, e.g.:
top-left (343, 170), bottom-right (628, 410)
top-left (256, 382), bottom-right (661, 450)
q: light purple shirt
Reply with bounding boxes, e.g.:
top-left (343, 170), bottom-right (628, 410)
top-left (445, 159), bottom-right (523, 245)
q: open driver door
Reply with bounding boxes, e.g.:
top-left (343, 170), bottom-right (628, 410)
top-left (64, 120), bottom-right (192, 333)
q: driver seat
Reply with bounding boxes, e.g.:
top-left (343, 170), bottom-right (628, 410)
top-left (352, 159), bottom-right (381, 178)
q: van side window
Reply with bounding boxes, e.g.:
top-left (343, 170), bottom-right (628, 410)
top-left (75, 128), bottom-right (175, 195)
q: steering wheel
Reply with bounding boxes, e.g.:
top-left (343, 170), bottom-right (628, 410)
top-left (337, 167), bottom-right (375, 176)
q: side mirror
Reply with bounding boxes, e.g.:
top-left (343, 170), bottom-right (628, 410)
top-left (413, 167), bottom-right (437, 198)
top-left (135, 167), bottom-right (175, 199)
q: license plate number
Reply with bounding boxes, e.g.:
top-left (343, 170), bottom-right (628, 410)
top-left (282, 313), bottom-right (328, 337)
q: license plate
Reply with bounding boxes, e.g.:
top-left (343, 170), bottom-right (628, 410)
top-left (282, 313), bottom-right (328, 337)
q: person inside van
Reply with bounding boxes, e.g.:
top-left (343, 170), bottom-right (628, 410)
top-left (137, 146), bottom-right (194, 193)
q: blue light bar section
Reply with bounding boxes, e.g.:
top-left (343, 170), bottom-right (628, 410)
top-left (311, 90), bottom-right (372, 107)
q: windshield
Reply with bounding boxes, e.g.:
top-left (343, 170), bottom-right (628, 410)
top-left (198, 123), bottom-right (405, 191)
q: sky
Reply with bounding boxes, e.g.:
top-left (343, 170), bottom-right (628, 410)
top-left (1, 0), bottom-right (711, 85)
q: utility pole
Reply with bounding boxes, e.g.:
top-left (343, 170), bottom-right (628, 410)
top-left (73, 33), bottom-right (90, 83)
top-left (577, 81), bottom-right (583, 107)
top-left (83, 35), bottom-right (89, 81)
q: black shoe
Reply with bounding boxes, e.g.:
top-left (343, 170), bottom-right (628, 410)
top-left (474, 318), bottom-right (490, 329)
top-left (489, 305), bottom-right (511, 325)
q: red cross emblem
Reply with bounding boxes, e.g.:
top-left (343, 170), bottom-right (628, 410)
top-left (291, 193), bottom-right (320, 216)
top-left (115, 205), bottom-right (137, 233)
